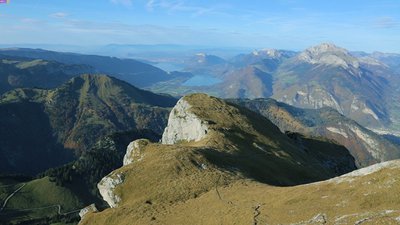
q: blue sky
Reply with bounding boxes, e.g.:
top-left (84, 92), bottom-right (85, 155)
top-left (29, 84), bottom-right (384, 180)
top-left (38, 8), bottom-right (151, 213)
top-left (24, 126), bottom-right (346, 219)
top-left (0, 0), bottom-right (399, 52)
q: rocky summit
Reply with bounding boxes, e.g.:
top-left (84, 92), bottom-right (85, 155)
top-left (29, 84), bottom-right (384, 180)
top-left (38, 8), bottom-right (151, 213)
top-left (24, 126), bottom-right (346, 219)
top-left (273, 43), bottom-right (392, 130)
top-left (297, 43), bottom-right (360, 69)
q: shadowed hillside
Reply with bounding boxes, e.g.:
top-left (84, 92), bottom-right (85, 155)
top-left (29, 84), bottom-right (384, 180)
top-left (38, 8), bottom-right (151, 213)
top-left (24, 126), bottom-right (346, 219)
top-left (0, 74), bottom-right (177, 175)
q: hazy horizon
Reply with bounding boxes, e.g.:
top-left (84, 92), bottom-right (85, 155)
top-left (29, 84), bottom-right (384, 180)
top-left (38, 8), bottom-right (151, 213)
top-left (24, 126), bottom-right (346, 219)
top-left (0, 0), bottom-right (399, 53)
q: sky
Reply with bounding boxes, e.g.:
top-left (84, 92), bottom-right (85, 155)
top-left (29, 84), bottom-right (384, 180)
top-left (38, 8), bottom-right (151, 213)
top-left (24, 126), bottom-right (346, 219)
top-left (0, 0), bottom-right (399, 52)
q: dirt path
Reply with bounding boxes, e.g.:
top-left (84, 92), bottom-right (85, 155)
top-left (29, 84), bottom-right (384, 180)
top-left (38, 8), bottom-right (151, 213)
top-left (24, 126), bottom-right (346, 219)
top-left (0, 182), bottom-right (81, 216)
top-left (0, 183), bottom-right (26, 212)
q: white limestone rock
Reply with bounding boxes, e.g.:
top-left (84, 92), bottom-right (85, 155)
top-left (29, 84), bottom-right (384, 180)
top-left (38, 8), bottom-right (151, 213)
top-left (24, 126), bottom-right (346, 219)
top-left (326, 127), bottom-right (348, 139)
top-left (123, 139), bottom-right (150, 166)
top-left (79, 204), bottom-right (98, 219)
top-left (350, 97), bottom-right (380, 121)
top-left (97, 172), bottom-right (124, 208)
top-left (284, 86), bottom-right (343, 114)
top-left (162, 98), bottom-right (209, 144)
top-left (328, 160), bottom-right (400, 184)
top-left (348, 125), bottom-right (382, 160)
top-left (298, 43), bottom-right (360, 69)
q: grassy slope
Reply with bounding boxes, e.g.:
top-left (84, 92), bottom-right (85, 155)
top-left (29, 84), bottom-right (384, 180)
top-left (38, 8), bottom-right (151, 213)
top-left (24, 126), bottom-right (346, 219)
top-left (0, 129), bottom-right (161, 225)
top-left (145, 165), bottom-right (400, 225)
top-left (0, 177), bottom-right (85, 225)
top-left (80, 94), bottom-right (361, 225)
top-left (81, 152), bottom-right (400, 225)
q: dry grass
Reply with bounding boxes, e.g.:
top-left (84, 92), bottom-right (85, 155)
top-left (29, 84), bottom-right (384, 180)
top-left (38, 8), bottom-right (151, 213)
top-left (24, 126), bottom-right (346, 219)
top-left (82, 165), bottom-right (400, 225)
top-left (79, 94), bottom-right (393, 225)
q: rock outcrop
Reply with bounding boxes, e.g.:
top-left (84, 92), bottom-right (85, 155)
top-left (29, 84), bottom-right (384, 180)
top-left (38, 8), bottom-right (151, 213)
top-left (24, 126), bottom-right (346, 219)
top-left (97, 172), bottom-right (124, 208)
top-left (329, 159), bottom-right (400, 183)
top-left (278, 85), bottom-right (344, 114)
top-left (161, 98), bottom-right (209, 144)
top-left (79, 204), bottom-right (98, 219)
top-left (123, 139), bottom-right (150, 166)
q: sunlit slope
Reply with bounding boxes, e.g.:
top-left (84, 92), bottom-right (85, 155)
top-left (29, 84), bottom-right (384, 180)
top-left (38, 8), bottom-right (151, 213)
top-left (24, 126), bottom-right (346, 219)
top-left (80, 93), bottom-right (359, 225)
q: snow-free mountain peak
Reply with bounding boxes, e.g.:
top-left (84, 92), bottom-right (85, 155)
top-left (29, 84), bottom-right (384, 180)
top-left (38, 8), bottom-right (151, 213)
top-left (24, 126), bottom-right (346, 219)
top-left (297, 43), bottom-right (360, 69)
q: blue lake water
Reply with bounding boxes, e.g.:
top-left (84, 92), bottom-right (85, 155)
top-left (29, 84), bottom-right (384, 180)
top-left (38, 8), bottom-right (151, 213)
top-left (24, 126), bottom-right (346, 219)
top-left (183, 75), bottom-right (222, 86)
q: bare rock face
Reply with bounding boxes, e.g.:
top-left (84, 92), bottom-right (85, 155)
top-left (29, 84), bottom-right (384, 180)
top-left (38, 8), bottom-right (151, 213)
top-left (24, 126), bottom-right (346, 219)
top-left (323, 121), bottom-right (399, 166)
top-left (298, 43), bottom-right (360, 69)
top-left (79, 204), bottom-right (98, 219)
top-left (279, 86), bottom-right (343, 114)
top-left (161, 98), bottom-right (209, 144)
top-left (123, 139), bottom-right (150, 166)
top-left (97, 172), bottom-right (124, 208)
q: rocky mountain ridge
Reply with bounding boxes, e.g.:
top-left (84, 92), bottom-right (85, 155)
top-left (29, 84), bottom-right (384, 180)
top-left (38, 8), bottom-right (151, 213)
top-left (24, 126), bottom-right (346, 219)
top-left (79, 94), bottom-right (400, 225)
top-left (94, 93), bottom-right (357, 209)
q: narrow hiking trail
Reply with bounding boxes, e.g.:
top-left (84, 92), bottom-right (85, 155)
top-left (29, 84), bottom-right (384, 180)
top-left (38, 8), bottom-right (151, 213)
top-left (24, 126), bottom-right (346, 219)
top-left (0, 183), bottom-right (26, 212)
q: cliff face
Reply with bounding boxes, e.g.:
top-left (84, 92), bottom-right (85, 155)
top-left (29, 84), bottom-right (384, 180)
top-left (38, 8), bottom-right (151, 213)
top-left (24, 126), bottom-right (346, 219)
top-left (123, 139), bottom-right (150, 166)
top-left (161, 98), bottom-right (209, 144)
top-left (97, 172), bottom-right (124, 208)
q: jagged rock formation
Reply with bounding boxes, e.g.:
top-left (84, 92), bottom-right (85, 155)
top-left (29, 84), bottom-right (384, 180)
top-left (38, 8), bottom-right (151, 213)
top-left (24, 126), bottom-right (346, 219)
top-left (97, 172), bottom-right (124, 208)
top-left (79, 204), bottom-right (98, 219)
top-left (123, 139), bottom-right (150, 166)
top-left (161, 98), bottom-right (209, 144)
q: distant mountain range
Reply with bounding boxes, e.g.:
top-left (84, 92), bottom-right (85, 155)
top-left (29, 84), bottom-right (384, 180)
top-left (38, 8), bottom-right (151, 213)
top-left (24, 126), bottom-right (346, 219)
top-left (0, 54), bottom-right (93, 94)
top-left (0, 44), bottom-right (399, 174)
top-left (148, 43), bottom-right (400, 134)
top-left (0, 44), bottom-right (399, 225)
top-left (0, 48), bottom-right (179, 88)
